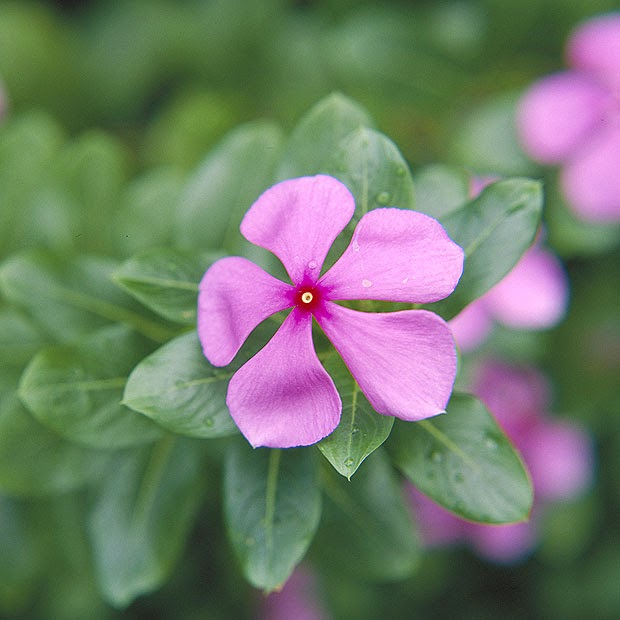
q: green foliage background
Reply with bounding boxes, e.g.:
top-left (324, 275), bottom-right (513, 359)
top-left (1, 1), bottom-right (619, 619)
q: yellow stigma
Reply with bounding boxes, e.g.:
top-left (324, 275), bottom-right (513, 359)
top-left (301, 291), bottom-right (314, 304)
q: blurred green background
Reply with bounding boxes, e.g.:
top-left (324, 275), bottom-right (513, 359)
top-left (1, 1), bottom-right (619, 619)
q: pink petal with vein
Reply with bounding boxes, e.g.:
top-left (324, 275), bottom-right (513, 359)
top-left (485, 246), bottom-right (569, 330)
top-left (318, 304), bottom-right (457, 421)
top-left (226, 311), bottom-right (341, 448)
top-left (198, 257), bottom-right (294, 366)
top-left (568, 13), bottom-right (620, 90)
top-left (320, 209), bottom-right (463, 303)
top-left (561, 125), bottom-right (620, 221)
top-left (240, 175), bottom-right (355, 285)
top-left (517, 72), bottom-right (607, 164)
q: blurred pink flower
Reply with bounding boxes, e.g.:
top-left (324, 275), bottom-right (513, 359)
top-left (409, 360), bottom-right (593, 563)
top-left (517, 12), bottom-right (620, 221)
top-left (449, 178), bottom-right (569, 351)
top-left (198, 175), bottom-right (463, 448)
top-left (258, 567), bottom-right (330, 620)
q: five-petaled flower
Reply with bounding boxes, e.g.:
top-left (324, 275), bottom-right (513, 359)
top-left (197, 175), bottom-right (464, 448)
top-left (517, 12), bottom-right (620, 221)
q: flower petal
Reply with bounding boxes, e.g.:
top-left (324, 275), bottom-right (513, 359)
top-left (568, 13), bottom-right (620, 91)
top-left (320, 209), bottom-right (464, 303)
top-left (240, 175), bottom-right (355, 285)
top-left (318, 303), bottom-right (457, 421)
top-left (226, 311), bottom-right (341, 448)
top-left (485, 246), bottom-right (569, 330)
top-left (198, 257), bottom-right (294, 366)
top-left (517, 72), bottom-right (607, 164)
top-left (561, 125), bottom-right (620, 221)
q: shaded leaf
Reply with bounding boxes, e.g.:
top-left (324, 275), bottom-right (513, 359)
top-left (316, 449), bottom-right (418, 580)
top-left (431, 178), bottom-right (543, 319)
top-left (318, 355), bottom-right (393, 479)
top-left (113, 247), bottom-right (220, 325)
top-left (123, 331), bottom-right (237, 439)
top-left (412, 163), bottom-right (470, 220)
top-left (18, 324), bottom-right (164, 449)
top-left (88, 436), bottom-right (207, 608)
top-left (388, 392), bottom-right (533, 524)
top-left (0, 305), bottom-right (48, 370)
top-left (276, 92), bottom-right (374, 179)
top-left (224, 442), bottom-right (321, 591)
top-left (0, 249), bottom-right (174, 343)
top-left (0, 376), bottom-right (111, 497)
top-left (174, 121), bottom-right (283, 252)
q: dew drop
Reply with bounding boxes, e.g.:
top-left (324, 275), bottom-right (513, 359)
top-left (308, 260), bottom-right (317, 270)
top-left (362, 279), bottom-right (373, 288)
top-left (453, 472), bottom-right (465, 484)
top-left (351, 427), bottom-right (360, 435)
top-left (205, 417), bottom-right (215, 427)
top-left (484, 436), bottom-right (498, 450)
top-left (344, 457), bottom-right (355, 468)
top-left (396, 167), bottom-right (406, 177)
top-left (401, 276), bottom-right (409, 284)
top-left (431, 451), bottom-right (443, 463)
top-left (376, 191), bottom-right (392, 205)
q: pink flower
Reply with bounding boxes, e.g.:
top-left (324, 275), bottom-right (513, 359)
top-left (409, 361), bottom-right (593, 563)
top-left (517, 12), bottom-right (620, 221)
top-left (258, 567), bottom-right (330, 620)
top-left (449, 242), bottom-right (569, 351)
top-left (197, 175), bottom-right (464, 448)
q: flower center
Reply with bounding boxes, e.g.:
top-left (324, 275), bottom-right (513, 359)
top-left (301, 291), bottom-right (314, 304)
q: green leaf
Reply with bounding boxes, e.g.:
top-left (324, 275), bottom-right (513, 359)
top-left (0, 380), bottom-right (111, 497)
top-left (114, 167), bottom-right (185, 256)
top-left (412, 163), bottom-right (470, 220)
top-left (123, 331), bottom-right (237, 439)
top-left (223, 443), bottom-right (321, 591)
top-left (431, 178), bottom-right (543, 320)
top-left (0, 249), bottom-right (175, 343)
top-left (0, 306), bottom-right (47, 370)
top-left (174, 120), bottom-right (283, 252)
top-left (18, 324), bottom-right (164, 450)
top-left (388, 392), bottom-right (533, 524)
top-left (318, 355), bottom-right (393, 479)
top-left (276, 92), bottom-right (374, 179)
top-left (88, 436), bottom-right (207, 608)
top-left (325, 126), bottom-right (415, 214)
top-left (316, 449), bottom-right (418, 580)
top-left (113, 247), bottom-right (220, 325)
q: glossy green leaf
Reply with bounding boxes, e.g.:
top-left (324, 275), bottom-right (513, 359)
top-left (18, 324), bottom-right (164, 449)
top-left (326, 126), bottom-right (415, 213)
top-left (174, 120), bottom-right (283, 252)
top-left (113, 247), bottom-right (220, 325)
top-left (388, 392), bottom-right (533, 524)
top-left (316, 449), bottom-right (418, 580)
top-left (431, 178), bottom-right (543, 320)
top-left (88, 436), bottom-right (207, 608)
top-left (123, 331), bottom-right (237, 439)
top-left (0, 249), bottom-right (174, 343)
top-left (276, 92), bottom-right (374, 179)
top-left (223, 443), bottom-right (321, 591)
top-left (0, 377), bottom-right (111, 497)
top-left (412, 163), bottom-right (470, 220)
top-left (318, 355), bottom-right (393, 479)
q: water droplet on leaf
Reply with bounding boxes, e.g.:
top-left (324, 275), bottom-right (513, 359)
top-left (484, 436), bottom-right (498, 450)
top-left (205, 417), bottom-right (214, 427)
top-left (376, 191), bottom-right (391, 205)
top-left (431, 451), bottom-right (443, 463)
top-left (344, 457), bottom-right (355, 467)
